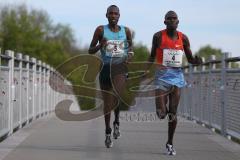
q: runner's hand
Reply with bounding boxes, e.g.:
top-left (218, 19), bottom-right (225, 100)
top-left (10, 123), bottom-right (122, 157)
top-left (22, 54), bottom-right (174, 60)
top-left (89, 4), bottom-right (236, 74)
top-left (100, 38), bottom-right (107, 48)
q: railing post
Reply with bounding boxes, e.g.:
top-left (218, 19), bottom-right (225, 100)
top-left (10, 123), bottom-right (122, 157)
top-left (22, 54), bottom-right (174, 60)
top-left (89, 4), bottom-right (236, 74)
top-left (188, 64), bottom-right (193, 120)
top-left (200, 58), bottom-right (205, 122)
top-left (227, 53), bottom-right (232, 68)
top-left (45, 65), bottom-right (48, 114)
top-left (46, 64), bottom-right (50, 114)
top-left (37, 60), bottom-right (42, 117)
top-left (16, 53), bottom-right (23, 128)
top-left (50, 67), bottom-right (54, 112)
top-left (36, 60), bottom-right (41, 117)
top-left (53, 69), bottom-right (57, 111)
top-left (208, 55), bottom-right (216, 126)
top-left (30, 57), bottom-right (36, 119)
top-left (183, 62), bottom-right (188, 117)
top-left (202, 58), bottom-right (206, 71)
top-left (24, 55), bottom-right (30, 124)
top-left (220, 52), bottom-right (229, 136)
top-left (49, 67), bottom-right (53, 112)
top-left (42, 62), bottom-right (46, 115)
top-left (5, 50), bottom-right (14, 135)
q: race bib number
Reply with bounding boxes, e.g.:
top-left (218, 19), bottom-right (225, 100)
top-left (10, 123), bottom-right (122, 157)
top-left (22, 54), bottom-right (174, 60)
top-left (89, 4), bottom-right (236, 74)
top-left (162, 49), bottom-right (184, 67)
top-left (105, 40), bottom-right (125, 57)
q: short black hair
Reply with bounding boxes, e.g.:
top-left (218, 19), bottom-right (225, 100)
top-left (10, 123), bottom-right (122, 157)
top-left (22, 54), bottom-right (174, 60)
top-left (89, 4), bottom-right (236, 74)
top-left (165, 10), bottom-right (178, 20)
top-left (107, 5), bottom-right (119, 13)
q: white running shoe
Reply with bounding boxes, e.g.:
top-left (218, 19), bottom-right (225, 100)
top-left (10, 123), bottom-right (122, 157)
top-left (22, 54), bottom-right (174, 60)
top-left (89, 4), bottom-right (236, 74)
top-left (105, 134), bottom-right (113, 148)
top-left (113, 123), bottom-right (121, 139)
top-left (166, 143), bottom-right (176, 155)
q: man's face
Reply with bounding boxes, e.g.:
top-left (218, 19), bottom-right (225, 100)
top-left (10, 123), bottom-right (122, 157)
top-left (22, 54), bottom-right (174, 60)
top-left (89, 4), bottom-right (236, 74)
top-left (106, 7), bottom-right (120, 25)
top-left (164, 12), bottom-right (179, 30)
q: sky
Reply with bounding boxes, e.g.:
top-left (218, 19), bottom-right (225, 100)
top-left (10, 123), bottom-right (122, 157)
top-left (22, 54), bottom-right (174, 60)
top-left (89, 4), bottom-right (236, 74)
top-left (1, 0), bottom-right (240, 57)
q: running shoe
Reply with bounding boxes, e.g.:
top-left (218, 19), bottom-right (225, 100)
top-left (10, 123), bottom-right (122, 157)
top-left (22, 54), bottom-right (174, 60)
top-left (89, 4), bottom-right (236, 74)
top-left (105, 134), bottom-right (113, 148)
top-left (113, 123), bottom-right (121, 139)
top-left (166, 143), bottom-right (176, 155)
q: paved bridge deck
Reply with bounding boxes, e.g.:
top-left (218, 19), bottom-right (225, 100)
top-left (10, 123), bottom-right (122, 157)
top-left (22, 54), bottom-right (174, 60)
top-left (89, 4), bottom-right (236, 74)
top-left (0, 110), bottom-right (240, 160)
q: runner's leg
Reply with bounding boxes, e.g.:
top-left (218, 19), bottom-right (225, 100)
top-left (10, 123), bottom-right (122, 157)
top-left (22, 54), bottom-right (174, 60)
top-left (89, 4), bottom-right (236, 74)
top-left (155, 89), bottom-right (168, 119)
top-left (167, 86), bottom-right (181, 145)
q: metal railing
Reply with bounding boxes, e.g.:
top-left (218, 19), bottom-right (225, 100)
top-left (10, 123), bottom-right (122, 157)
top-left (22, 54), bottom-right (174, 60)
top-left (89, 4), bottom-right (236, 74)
top-left (0, 48), bottom-right (79, 138)
top-left (179, 53), bottom-right (240, 139)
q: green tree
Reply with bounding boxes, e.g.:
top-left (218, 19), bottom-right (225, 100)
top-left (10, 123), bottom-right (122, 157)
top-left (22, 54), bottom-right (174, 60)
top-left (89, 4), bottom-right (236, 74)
top-left (195, 45), bottom-right (222, 61)
top-left (0, 4), bottom-right (77, 66)
top-left (195, 45), bottom-right (239, 68)
top-left (132, 43), bottom-right (149, 61)
top-left (0, 4), bottom-right (89, 109)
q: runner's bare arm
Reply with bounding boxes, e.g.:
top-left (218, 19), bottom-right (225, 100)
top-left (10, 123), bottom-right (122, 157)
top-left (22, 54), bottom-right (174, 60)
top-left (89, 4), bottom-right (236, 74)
top-left (149, 32), bottom-right (161, 63)
top-left (88, 26), bottom-right (106, 54)
top-left (183, 34), bottom-right (202, 64)
top-left (125, 27), bottom-right (133, 52)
